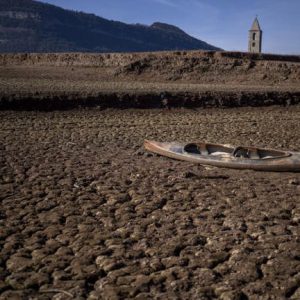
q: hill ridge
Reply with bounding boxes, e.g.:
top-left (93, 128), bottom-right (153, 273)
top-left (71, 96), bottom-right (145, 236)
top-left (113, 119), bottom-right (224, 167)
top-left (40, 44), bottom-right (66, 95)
top-left (0, 0), bottom-right (220, 53)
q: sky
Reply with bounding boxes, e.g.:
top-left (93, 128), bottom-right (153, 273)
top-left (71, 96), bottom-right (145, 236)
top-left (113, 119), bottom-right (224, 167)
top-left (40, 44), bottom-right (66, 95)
top-left (38, 0), bottom-right (300, 54)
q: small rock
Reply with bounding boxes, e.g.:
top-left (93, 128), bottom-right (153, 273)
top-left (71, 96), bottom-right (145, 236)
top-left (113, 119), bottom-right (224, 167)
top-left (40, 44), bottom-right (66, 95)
top-left (0, 280), bottom-right (10, 293)
top-left (95, 256), bottom-right (124, 273)
top-left (289, 178), bottom-right (299, 185)
top-left (219, 291), bottom-right (248, 300)
top-left (6, 256), bottom-right (33, 272)
top-left (2, 175), bottom-right (13, 183)
top-left (183, 171), bottom-right (198, 178)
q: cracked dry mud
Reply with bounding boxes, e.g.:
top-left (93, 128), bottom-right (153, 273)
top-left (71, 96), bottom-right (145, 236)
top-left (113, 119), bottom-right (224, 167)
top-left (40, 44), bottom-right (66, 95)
top-left (1, 107), bottom-right (300, 299)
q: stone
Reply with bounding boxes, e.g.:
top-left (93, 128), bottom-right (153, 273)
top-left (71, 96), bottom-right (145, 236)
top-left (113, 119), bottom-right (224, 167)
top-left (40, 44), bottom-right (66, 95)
top-left (6, 256), bottom-right (33, 272)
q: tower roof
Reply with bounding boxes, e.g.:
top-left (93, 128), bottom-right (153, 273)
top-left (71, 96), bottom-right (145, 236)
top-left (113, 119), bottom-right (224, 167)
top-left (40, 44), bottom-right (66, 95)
top-left (250, 17), bottom-right (261, 31)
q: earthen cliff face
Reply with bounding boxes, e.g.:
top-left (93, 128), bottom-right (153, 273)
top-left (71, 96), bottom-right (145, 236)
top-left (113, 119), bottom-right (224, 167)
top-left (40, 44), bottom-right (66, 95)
top-left (0, 51), bottom-right (300, 110)
top-left (0, 51), bottom-right (299, 110)
top-left (0, 51), bottom-right (299, 85)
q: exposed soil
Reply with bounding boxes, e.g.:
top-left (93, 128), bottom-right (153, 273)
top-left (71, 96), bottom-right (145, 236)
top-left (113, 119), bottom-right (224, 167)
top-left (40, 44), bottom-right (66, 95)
top-left (0, 51), bottom-right (299, 109)
top-left (1, 107), bottom-right (300, 299)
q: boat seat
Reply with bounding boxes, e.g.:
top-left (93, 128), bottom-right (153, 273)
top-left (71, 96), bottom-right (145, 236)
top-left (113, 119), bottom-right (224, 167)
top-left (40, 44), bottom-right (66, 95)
top-left (233, 146), bottom-right (260, 159)
top-left (183, 143), bottom-right (208, 155)
top-left (197, 143), bottom-right (209, 155)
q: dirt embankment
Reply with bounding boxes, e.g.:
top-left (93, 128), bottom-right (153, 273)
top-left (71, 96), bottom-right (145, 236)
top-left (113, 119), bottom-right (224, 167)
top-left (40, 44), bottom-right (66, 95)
top-left (0, 51), bottom-right (299, 109)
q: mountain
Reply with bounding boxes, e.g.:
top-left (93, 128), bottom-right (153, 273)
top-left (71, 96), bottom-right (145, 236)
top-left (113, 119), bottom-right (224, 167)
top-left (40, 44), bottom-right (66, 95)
top-left (0, 0), bottom-right (220, 53)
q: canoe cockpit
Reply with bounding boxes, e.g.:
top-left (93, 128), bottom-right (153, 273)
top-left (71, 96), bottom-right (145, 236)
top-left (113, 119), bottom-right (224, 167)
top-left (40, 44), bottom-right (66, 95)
top-left (183, 143), bottom-right (290, 160)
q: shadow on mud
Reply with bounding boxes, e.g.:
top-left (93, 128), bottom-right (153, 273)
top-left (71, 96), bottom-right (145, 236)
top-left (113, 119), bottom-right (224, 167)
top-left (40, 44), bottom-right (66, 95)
top-left (0, 91), bottom-right (299, 111)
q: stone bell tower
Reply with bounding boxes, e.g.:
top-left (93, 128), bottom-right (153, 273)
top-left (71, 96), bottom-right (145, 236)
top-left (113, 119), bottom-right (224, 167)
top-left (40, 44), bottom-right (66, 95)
top-left (248, 17), bottom-right (262, 53)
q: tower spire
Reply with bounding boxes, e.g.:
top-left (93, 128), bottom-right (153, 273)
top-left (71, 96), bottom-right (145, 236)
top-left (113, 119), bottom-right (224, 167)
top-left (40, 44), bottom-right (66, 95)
top-left (251, 17), bottom-right (261, 31)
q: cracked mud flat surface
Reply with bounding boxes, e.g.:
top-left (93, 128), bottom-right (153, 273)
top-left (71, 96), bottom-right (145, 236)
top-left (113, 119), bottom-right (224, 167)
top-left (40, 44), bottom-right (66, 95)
top-left (1, 107), bottom-right (300, 299)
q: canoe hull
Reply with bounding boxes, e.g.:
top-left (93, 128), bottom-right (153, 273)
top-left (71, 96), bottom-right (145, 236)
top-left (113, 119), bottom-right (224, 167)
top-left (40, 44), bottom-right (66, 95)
top-left (144, 140), bottom-right (300, 172)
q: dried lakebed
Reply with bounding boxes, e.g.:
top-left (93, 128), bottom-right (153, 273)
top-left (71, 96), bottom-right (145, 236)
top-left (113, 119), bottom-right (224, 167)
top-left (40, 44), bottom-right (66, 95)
top-left (1, 107), bottom-right (300, 299)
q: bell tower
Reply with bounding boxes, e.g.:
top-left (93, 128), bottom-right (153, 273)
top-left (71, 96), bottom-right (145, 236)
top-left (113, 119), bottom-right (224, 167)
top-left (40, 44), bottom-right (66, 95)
top-left (248, 17), bottom-right (262, 53)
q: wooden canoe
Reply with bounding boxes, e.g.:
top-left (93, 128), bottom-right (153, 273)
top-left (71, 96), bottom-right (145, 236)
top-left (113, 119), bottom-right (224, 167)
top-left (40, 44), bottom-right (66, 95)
top-left (144, 140), bottom-right (300, 172)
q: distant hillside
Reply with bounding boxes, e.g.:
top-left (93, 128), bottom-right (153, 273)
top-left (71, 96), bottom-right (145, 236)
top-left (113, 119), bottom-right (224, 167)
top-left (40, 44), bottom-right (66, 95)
top-left (0, 0), bottom-right (220, 53)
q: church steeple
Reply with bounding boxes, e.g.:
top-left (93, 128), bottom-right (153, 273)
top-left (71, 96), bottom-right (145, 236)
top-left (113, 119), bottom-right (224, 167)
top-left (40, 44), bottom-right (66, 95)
top-left (248, 17), bottom-right (262, 53)
top-left (251, 17), bottom-right (261, 31)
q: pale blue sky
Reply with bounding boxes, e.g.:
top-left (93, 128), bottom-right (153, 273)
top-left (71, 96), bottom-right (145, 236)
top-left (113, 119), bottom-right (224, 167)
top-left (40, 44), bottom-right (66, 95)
top-left (38, 0), bottom-right (300, 54)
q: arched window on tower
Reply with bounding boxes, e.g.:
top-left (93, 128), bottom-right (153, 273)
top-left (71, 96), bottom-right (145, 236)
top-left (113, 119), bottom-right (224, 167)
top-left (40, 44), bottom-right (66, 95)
top-left (252, 32), bottom-right (256, 40)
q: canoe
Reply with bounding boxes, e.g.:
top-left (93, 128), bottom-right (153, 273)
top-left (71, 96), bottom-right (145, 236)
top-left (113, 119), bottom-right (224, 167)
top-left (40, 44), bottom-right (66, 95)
top-left (144, 140), bottom-right (300, 172)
